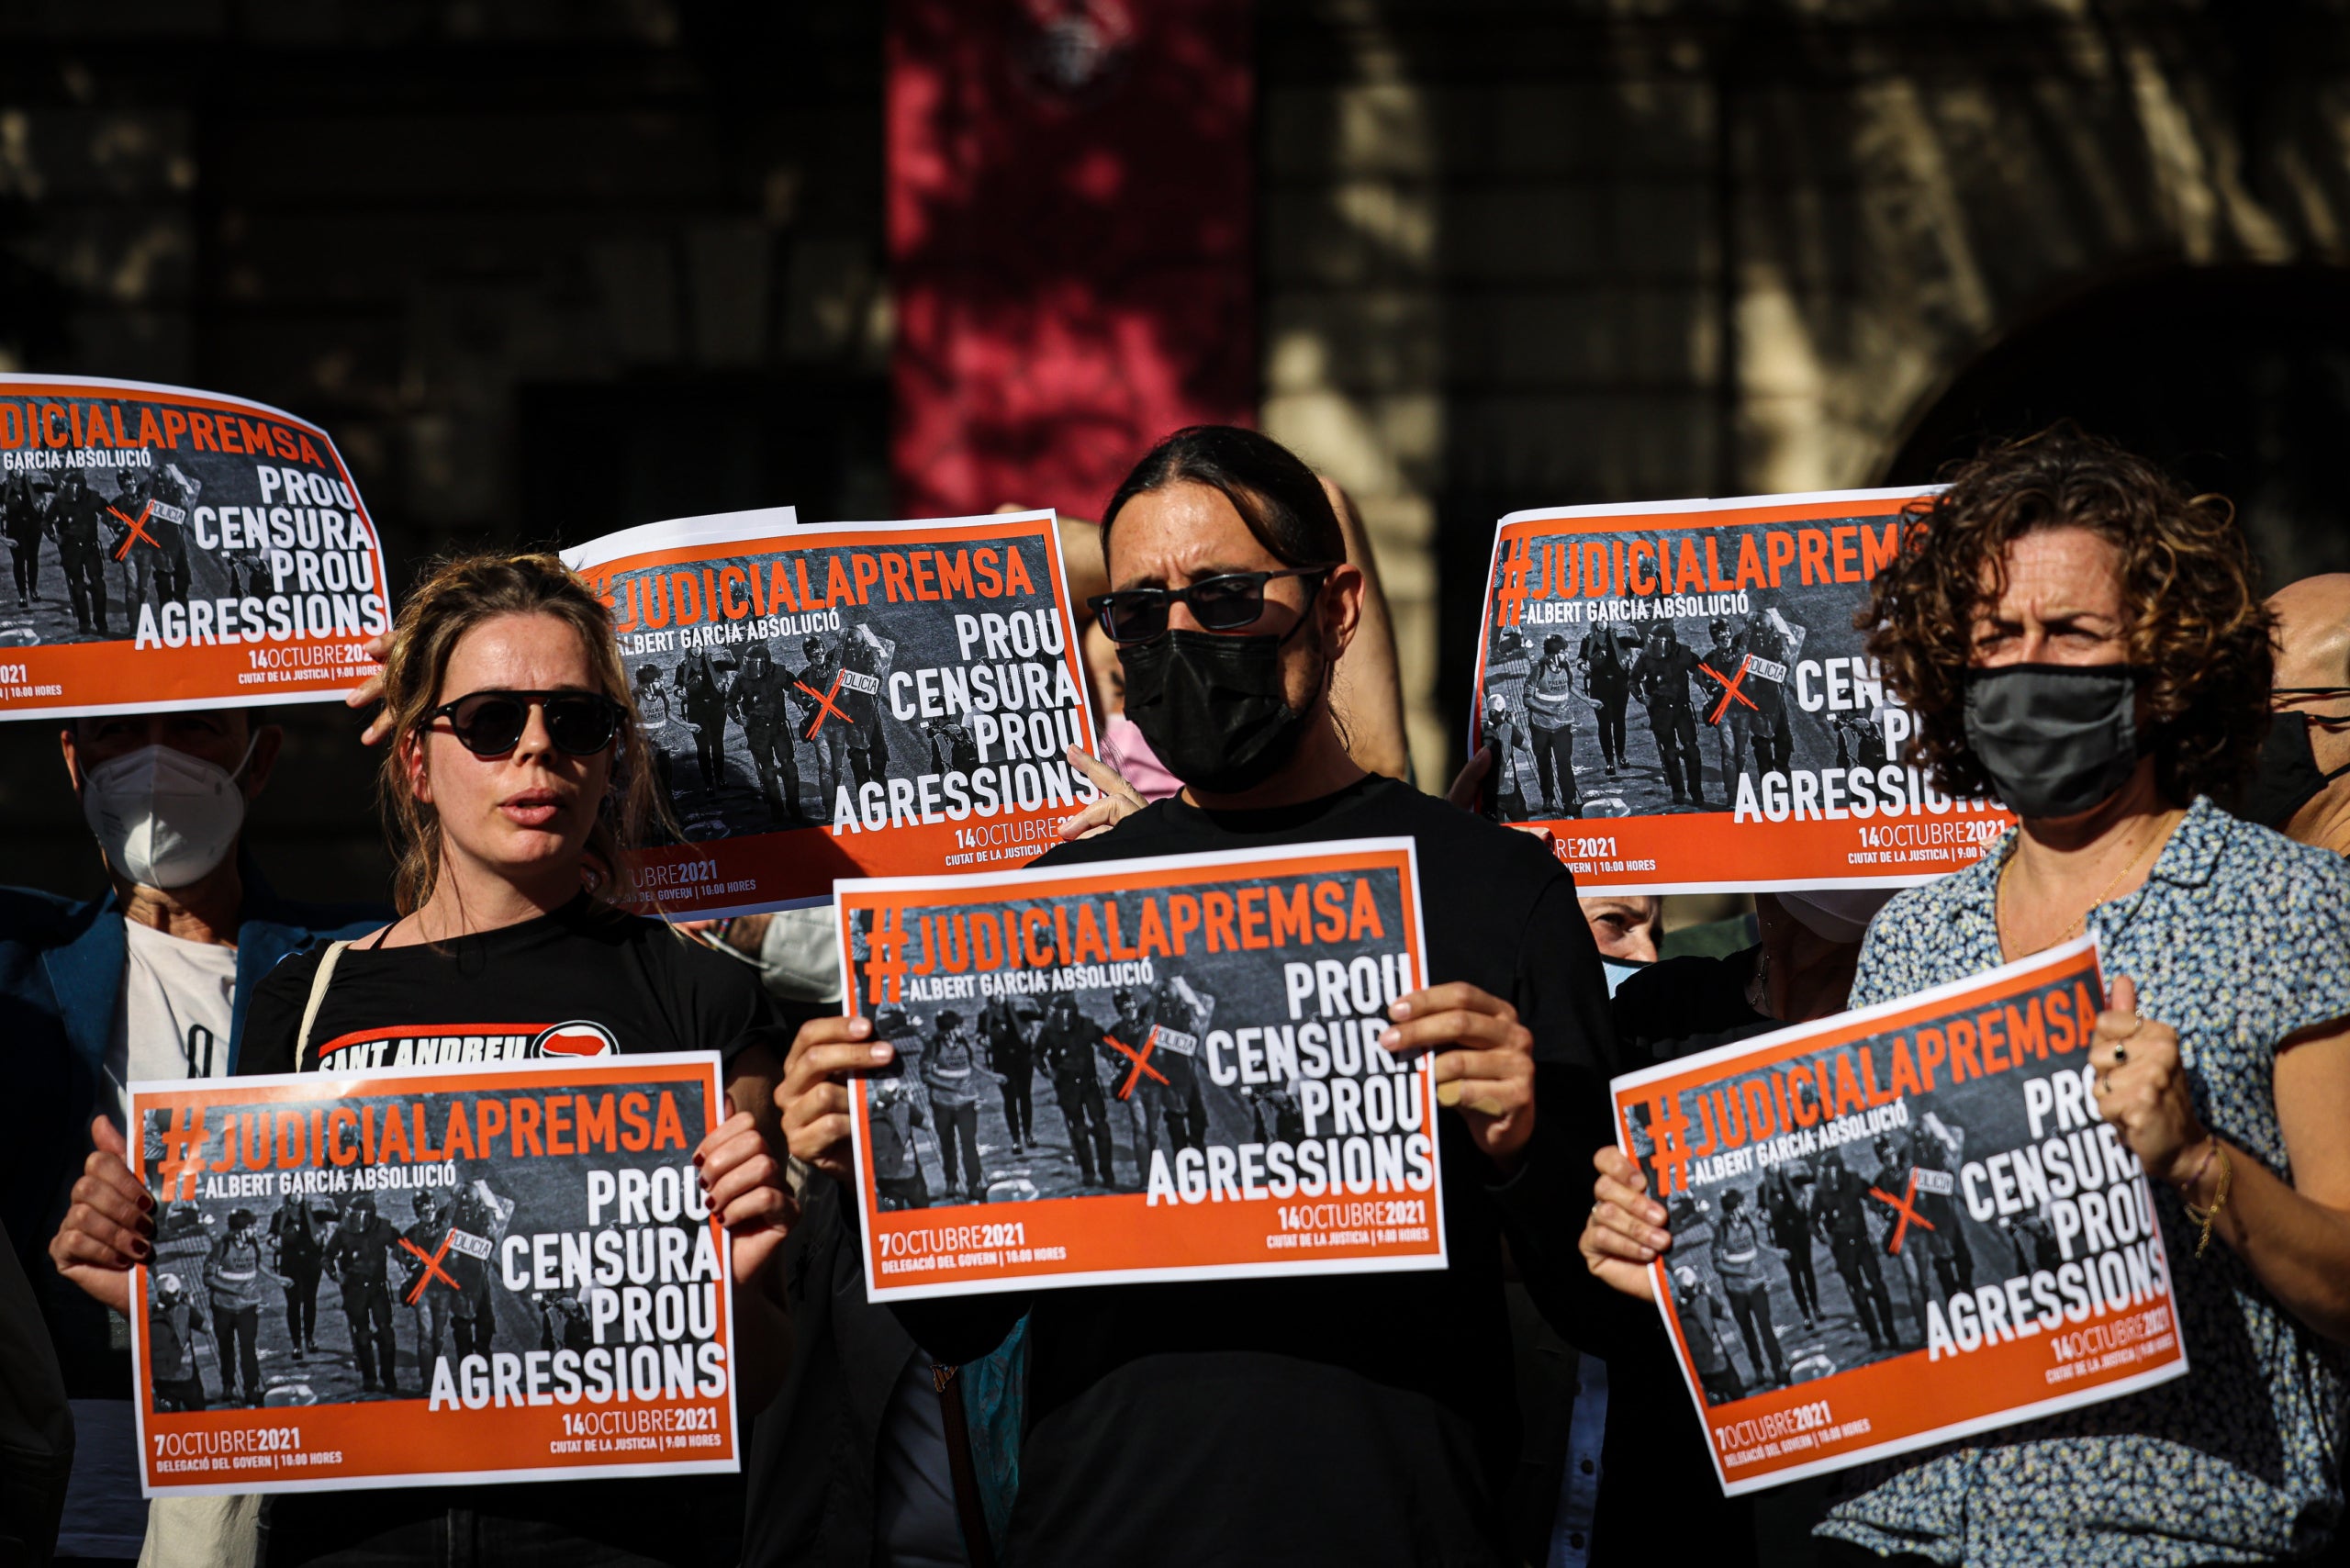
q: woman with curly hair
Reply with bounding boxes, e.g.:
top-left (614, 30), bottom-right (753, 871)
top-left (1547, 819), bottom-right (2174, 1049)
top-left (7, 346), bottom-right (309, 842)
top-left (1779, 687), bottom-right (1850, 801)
top-left (1580, 425), bottom-right (2350, 1564)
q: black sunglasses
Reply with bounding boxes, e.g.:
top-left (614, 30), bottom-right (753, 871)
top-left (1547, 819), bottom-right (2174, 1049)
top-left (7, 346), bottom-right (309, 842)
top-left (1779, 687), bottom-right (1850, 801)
top-left (1088, 566), bottom-right (1334, 646)
top-left (430, 689), bottom-right (626, 757)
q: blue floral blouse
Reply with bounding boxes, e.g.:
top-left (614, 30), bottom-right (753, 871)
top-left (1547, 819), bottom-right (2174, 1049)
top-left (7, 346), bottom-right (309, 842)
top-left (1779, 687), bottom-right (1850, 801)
top-left (1818, 797), bottom-right (2350, 1566)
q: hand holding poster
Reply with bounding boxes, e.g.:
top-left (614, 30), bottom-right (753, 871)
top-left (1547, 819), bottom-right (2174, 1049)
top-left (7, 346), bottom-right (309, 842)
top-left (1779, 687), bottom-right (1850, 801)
top-left (1471, 487), bottom-right (2016, 892)
top-left (1610, 936), bottom-right (2186, 1494)
top-left (563, 508), bottom-right (1096, 915)
top-left (0, 375), bottom-right (390, 717)
top-left (834, 839), bottom-right (1443, 1301)
top-left (128, 1055), bottom-right (736, 1495)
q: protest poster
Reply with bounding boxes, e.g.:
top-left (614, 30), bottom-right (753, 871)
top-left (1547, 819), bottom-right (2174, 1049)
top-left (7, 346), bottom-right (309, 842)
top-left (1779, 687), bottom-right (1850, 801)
top-left (1610, 935), bottom-right (2187, 1495)
top-left (564, 508), bottom-right (1096, 916)
top-left (834, 838), bottom-right (1443, 1302)
top-left (1470, 487), bottom-right (2016, 893)
top-left (0, 374), bottom-right (390, 719)
top-left (127, 1054), bottom-right (735, 1495)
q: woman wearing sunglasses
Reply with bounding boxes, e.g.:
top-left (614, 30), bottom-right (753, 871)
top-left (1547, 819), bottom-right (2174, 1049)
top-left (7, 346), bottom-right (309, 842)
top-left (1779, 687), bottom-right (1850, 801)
top-left (776, 424), bottom-right (1634, 1568)
top-left (51, 554), bottom-right (794, 1566)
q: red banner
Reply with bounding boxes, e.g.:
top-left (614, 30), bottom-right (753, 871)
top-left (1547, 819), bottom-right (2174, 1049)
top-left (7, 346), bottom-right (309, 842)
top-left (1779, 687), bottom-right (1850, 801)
top-left (888, 0), bottom-right (1256, 518)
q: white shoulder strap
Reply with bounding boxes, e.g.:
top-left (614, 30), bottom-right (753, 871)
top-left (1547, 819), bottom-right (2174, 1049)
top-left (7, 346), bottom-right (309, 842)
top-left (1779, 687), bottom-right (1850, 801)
top-left (294, 940), bottom-right (353, 1070)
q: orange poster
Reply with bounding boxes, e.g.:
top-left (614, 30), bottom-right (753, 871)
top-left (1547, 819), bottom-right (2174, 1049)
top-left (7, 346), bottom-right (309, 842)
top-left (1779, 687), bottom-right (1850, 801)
top-left (1470, 487), bottom-right (2017, 893)
top-left (126, 1055), bottom-right (735, 1495)
top-left (0, 375), bottom-right (390, 718)
top-left (834, 839), bottom-right (1442, 1301)
top-left (1611, 936), bottom-right (2187, 1494)
top-left (563, 509), bottom-right (1097, 916)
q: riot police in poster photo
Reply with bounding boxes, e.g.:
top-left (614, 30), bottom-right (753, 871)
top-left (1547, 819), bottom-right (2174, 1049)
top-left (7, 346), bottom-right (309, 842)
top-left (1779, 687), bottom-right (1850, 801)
top-left (0, 450), bottom-right (343, 650)
top-left (1479, 591), bottom-right (1842, 823)
top-left (137, 1155), bottom-right (525, 1413)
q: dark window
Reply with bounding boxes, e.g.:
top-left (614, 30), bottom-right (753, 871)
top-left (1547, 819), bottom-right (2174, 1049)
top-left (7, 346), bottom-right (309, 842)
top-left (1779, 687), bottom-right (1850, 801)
top-left (515, 374), bottom-right (890, 546)
top-left (1886, 263), bottom-right (2350, 585)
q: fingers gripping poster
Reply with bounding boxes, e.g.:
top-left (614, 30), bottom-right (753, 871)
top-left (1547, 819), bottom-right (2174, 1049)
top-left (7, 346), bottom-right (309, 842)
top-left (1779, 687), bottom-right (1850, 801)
top-left (127, 1055), bottom-right (736, 1495)
top-left (564, 509), bottom-right (1097, 916)
top-left (834, 839), bottom-right (1445, 1302)
top-left (1470, 487), bottom-right (2016, 893)
top-left (1610, 937), bottom-right (2187, 1494)
top-left (0, 375), bottom-right (391, 718)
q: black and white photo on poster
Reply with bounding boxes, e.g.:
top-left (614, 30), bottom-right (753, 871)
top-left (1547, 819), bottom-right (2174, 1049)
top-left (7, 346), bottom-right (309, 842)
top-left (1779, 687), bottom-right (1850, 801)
top-left (0, 375), bottom-right (386, 654)
top-left (839, 849), bottom-right (1428, 1210)
top-left (566, 509), bottom-right (1091, 852)
top-left (1472, 491), bottom-right (1931, 825)
top-left (131, 1061), bottom-right (727, 1419)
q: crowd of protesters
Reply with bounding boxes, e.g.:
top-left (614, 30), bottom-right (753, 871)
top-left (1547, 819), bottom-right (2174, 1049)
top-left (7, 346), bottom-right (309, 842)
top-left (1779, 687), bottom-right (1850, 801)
top-left (5, 418), bottom-right (2349, 1568)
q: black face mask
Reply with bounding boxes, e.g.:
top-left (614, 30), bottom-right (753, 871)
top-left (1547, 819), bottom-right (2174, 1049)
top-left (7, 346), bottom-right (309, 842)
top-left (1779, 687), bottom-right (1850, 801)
top-left (1962, 664), bottom-right (2145, 819)
top-left (2235, 705), bottom-right (2350, 829)
top-left (1120, 617), bottom-right (1320, 796)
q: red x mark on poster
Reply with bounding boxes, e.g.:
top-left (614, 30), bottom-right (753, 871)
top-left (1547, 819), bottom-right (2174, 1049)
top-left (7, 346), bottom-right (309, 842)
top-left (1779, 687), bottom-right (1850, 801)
top-left (1102, 1032), bottom-right (1169, 1100)
top-left (1700, 655), bottom-right (1761, 725)
top-left (1868, 1168), bottom-right (1936, 1254)
top-left (106, 501), bottom-right (157, 561)
top-left (398, 1231), bottom-right (461, 1305)
top-left (796, 671), bottom-right (854, 738)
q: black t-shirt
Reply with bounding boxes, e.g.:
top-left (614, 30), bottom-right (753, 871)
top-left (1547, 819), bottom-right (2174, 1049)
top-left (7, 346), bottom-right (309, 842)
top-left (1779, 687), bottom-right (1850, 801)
top-left (1610, 946), bottom-right (1775, 1065)
top-left (241, 895), bottom-right (775, 1077)
top-left (1592, 950), bottom-right (1777, 1563)
top-left (896, 775), bottom-right (1645, 1568)
top-left (239, 896), bottom-right (778, 1568)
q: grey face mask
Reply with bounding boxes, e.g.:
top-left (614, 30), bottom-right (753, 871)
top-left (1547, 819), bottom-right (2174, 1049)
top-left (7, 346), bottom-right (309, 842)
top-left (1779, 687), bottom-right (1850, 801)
top-left (1962, 664), bottom-right (2144, 818)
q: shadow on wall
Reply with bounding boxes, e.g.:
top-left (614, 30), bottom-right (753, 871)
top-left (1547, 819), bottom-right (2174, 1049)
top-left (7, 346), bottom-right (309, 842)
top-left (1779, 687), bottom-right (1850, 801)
top-left (0, 194), bottom-right (72, 373)
top-left (1314, 1), bottom-right (2350, 777)
top-left (1260, 6), bottom-right (1727, 787)
top-left (516, 374), bottom-right (893, 545)
top-left (1885, 263), bottom-right (2350, 588)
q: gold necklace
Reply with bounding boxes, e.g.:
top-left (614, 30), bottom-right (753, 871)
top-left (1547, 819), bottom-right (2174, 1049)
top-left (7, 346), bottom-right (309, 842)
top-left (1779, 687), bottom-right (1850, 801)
top-left (1996, 810), bottom-right (2179, 957)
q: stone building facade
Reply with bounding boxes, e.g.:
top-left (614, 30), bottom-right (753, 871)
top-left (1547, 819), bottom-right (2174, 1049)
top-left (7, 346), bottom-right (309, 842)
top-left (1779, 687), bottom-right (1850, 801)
top-left (3, 0), bottom-right (2345, 884)
top-left (0, 0), bottom-right (889, 893)
top-left (1263, 1), bottom-right (2350, 780)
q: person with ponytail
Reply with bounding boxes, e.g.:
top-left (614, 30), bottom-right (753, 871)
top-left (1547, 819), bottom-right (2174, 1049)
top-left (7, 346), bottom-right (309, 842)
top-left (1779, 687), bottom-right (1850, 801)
top-left (778, 425), bottom-right (1635, 1567)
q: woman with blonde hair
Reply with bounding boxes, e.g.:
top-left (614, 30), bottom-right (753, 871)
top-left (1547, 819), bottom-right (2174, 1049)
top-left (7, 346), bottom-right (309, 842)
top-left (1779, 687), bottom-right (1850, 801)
top-left (51, 553), bottom-right (795, 1565)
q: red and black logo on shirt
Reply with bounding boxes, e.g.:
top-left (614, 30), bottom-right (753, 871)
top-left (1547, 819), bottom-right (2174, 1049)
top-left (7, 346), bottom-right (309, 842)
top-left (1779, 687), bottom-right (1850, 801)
top-left (314, 1019), bottom-right (621, 1074)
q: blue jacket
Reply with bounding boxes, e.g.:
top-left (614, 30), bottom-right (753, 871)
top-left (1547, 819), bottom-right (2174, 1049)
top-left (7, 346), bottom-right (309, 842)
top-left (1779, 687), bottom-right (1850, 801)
top-left (0, 853), bottom-right (382, 1394)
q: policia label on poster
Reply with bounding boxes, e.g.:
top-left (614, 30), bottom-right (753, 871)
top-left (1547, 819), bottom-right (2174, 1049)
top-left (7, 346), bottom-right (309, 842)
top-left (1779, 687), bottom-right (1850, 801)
top-left (1468, 487), bottom-right (2017, 893)
top-left (834, 839), bottom-right (1444, 1302)
top-left (0, 375), bottom-right (391, 719)
top-left (564, 508), bottom-right (1098, 915)
top-left (125, 1054), bottom-right (736, 1495)
top-left (1609, 937), bottom-right (2187, 1494)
